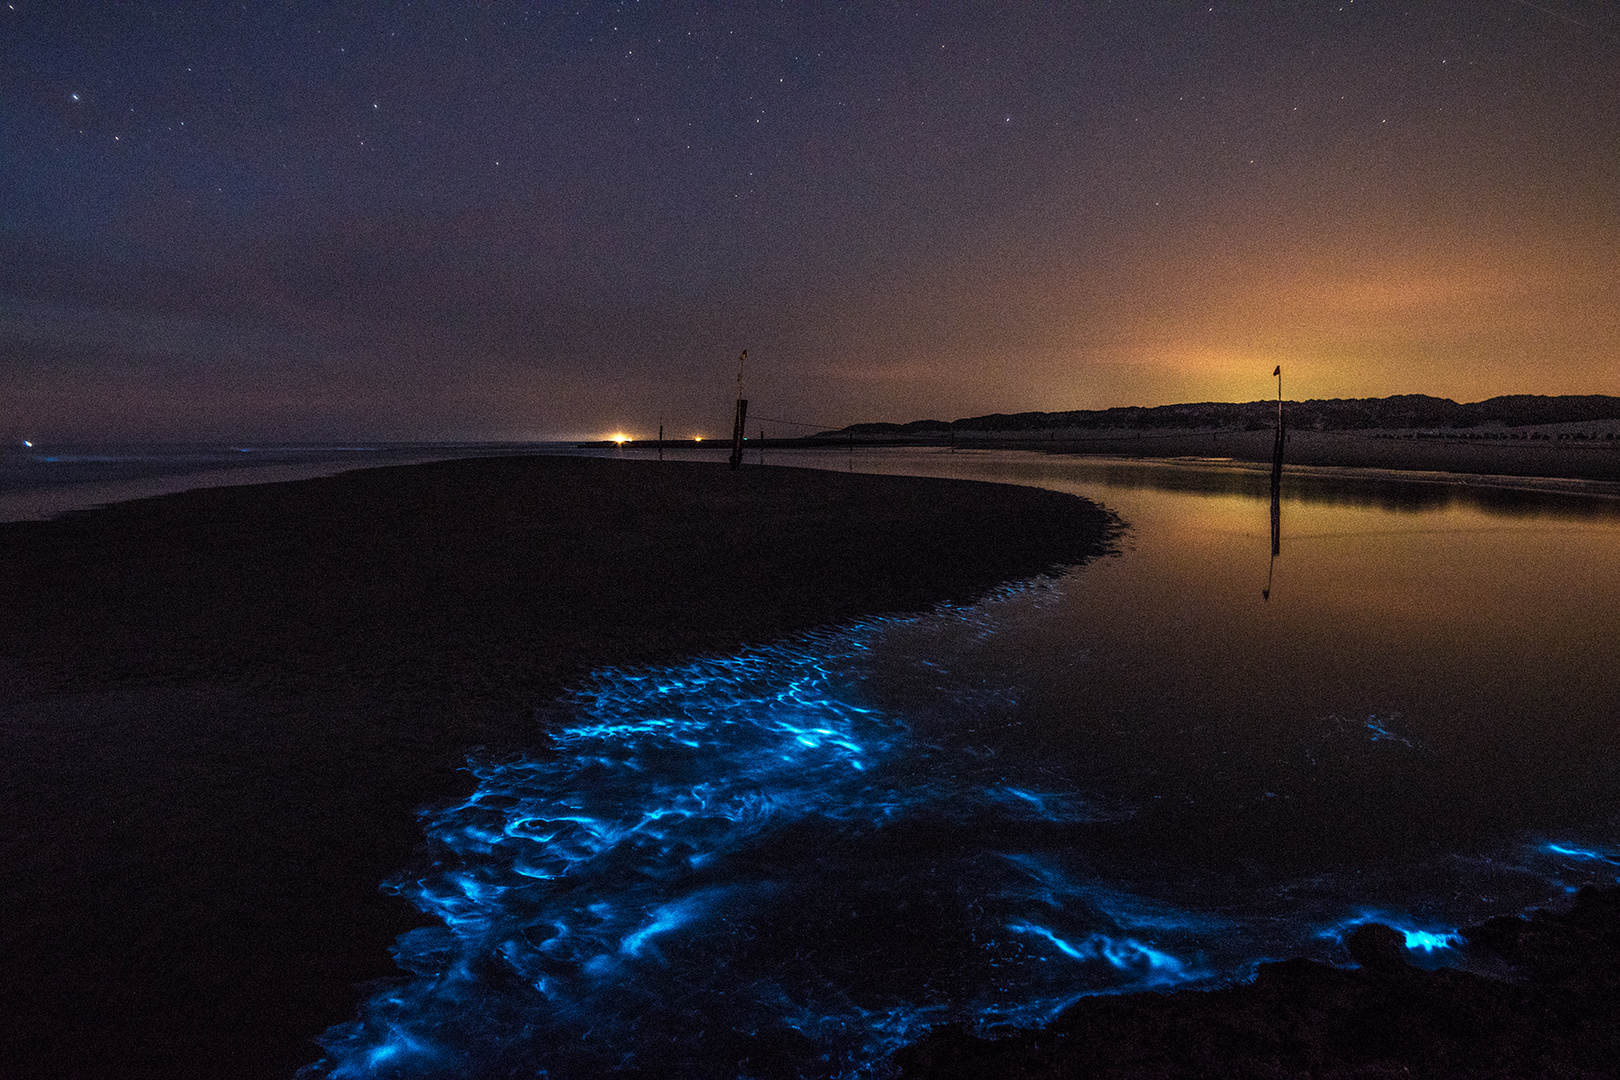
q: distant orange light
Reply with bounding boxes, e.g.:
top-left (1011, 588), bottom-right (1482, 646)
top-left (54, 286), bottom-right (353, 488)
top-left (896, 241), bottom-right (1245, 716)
top-left (611, 433), bottom-right (629, 445)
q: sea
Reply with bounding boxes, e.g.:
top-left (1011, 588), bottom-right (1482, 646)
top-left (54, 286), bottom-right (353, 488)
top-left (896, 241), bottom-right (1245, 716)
top-left (0, 441), bottom-right (577, 522)
top-left (9, 441), bottom-right (1620, 1079)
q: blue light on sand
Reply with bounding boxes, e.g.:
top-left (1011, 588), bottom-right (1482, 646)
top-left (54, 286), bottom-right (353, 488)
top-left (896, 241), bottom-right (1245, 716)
top-left (1401, 928), bottom-right (1460, 953)
top-left (1540, 841), bottom-right (1620, 888)
top-left (1321, 915), bottom-right (1463, 962)
top-left (304, 612), bottom-right (1209, 1079)
top-left (1008, 922), bottom-right (1190, 982)
top-left (304, 601), bottom-right (1620, 1080)
top-left (1545, 842), bottom-right (1619, 865)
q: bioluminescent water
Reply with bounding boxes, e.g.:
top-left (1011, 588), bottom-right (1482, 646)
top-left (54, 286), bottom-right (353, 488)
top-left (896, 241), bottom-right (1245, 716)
top-left (307, 451), bottom-right (1620, 1080)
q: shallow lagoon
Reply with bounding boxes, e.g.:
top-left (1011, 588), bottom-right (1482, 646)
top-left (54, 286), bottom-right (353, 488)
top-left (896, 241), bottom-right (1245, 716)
top-left (298, 449), bottom-right (1620, 1078)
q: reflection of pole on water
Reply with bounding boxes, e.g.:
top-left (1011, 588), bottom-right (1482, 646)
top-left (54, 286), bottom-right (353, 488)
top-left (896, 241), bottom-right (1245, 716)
top-left (1265, 365), bottom-right (1284, 600)
top-left (1265, 481), bottom-right (1280, 600)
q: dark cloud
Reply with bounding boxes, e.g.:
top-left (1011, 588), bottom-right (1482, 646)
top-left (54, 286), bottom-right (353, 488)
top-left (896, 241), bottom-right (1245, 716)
top-left (3, 1), bottom-right (1617, 441)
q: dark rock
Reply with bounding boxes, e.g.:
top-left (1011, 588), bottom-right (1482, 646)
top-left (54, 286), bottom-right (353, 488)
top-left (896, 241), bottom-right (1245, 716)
top-left (894, 887), bottom-right (1620, 1079)
top-left (1346, 923), bottom-right (1409, 974)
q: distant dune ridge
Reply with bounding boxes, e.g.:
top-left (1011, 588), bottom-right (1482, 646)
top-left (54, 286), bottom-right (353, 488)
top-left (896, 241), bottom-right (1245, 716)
top-left (804, 394), bottom-right (1620, 485)
top-left (825, 394), bottom-right (1620, 437)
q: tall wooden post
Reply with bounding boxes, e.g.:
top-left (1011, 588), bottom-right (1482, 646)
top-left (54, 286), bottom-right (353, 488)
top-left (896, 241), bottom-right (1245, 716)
top-left (1271, 365), bottom-right (1285, 482)
top-left (1266, 364), bottom-right (1283, 600)
top-left (1275, 365), bottom-right (1283, 432)
top-left (729, 350), bottom-right (748, 471)
top-left (729, 398), bottom-right (749, 469)
top-left (658, 424), bottom-right (663, 462)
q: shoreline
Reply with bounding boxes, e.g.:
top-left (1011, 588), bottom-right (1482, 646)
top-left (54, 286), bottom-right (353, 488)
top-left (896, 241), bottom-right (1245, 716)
top-left (789, 427), bottom-right (1620, 486)
top-left (589, 426), bottom-right (1620, 485)
top-left (6, 435), bottom-right (1619, 527)
top-left (4, 452), bottom-right (1616, 1077)
top-left (895, 884), bottom-right (1620, 1079)
top-left (0, 455), bottom-right (1114, 1080)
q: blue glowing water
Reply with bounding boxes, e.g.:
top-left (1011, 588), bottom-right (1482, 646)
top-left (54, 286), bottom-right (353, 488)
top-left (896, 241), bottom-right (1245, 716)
top-left (311, 599), bottom-right (1214, 1079)
top-left (306, 451), bottom-right (1620, 1079)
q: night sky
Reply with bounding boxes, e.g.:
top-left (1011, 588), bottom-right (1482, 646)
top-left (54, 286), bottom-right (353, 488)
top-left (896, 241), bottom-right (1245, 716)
top-left (4, 1), bottom-right (1617, 443)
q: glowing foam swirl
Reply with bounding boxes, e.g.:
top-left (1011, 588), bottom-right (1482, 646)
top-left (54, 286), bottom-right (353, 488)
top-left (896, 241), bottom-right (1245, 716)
top-left (305, 614), bottom-right (1206, 1079)
top-left (305, 597), bottom-right (1620, 1079)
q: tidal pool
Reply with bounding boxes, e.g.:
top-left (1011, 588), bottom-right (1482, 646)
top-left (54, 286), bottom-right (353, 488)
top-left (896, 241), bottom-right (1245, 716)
top-left (310, 450), bottom-right (1620, 1079)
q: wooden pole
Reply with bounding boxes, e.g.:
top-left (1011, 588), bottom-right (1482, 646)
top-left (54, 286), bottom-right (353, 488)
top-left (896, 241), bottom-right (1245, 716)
top-left (729, 398), bottom-right (748, 469)
top-left (1266, 364), bottom-right (1283, 600)
top-left (1276, 365), bottom-right (1283, 432)
top-left (1271, 365), bottom-right (1285, 481)
top-left (729, 350), bottom-right (748, 471)
top-left (658, 424), bottom-right (663, 462)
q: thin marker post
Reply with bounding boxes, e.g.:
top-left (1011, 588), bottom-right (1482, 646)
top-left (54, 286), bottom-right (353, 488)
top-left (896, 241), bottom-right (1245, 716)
top-left (729, 350), bottom-right (748, 471)
top-left (1266, 364), bottom-right (1284, 599)
top-left (1271, 365), bottom-right (1285, 479)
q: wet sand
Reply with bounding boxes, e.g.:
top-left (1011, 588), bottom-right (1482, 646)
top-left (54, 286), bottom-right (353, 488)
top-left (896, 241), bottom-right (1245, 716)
top-left (895, 886), bottom-right (1620, 1079)
top-left (0, 455), bottom-right (1113, 1080)
top-left (5, 451), bottom-right (1616, 1079)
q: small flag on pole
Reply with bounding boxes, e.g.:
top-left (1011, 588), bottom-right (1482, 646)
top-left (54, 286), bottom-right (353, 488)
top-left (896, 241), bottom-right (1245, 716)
top-left (1273, 365), bottom-right (1281, 376)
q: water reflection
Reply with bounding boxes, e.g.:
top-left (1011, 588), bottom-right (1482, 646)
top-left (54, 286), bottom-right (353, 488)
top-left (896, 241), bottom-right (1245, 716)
top-left (1264, 479), bottom-right (1280, 601)
top-left (648, 447), bottom-right (1620, 522)
top-left (310, 447), bottom-right (1620, 1079)
top-left (1074, 456), bottom-right (1620, 520)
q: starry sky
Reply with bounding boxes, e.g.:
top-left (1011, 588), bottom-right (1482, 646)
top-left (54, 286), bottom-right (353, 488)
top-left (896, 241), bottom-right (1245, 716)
top-left (4, 1), bottom-right (1617, 443)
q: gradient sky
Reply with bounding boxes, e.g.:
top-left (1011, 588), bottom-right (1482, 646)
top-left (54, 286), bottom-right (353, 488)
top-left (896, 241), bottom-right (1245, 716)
top-left (4, 1), bottom-right (1617, 442)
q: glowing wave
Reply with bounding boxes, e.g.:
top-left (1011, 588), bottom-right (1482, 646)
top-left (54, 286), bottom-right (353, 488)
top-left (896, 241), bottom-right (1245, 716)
top-left (304, 613), bottom-right (1213, 1079)
top-left (304, 598), bottom-right (1620, 1079)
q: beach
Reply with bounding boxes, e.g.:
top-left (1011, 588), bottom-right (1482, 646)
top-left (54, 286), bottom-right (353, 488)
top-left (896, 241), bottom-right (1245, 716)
top-left (895, 883), bottom-right (1620, 1078)
top-left (0, 454), bottom-right (1113, 1079)
top-left (4, 450), bottom-right (1618, 1079)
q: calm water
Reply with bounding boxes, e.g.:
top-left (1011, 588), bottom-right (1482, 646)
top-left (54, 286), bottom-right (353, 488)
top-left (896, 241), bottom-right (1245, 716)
top-left (0, 442), bottom-right (565, 521)
top-left (69, 447), bottom-right (1616, 1080)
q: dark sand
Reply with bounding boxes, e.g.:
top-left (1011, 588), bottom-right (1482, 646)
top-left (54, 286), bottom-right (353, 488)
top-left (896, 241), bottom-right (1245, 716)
top-left (4, 452), bottom-right (1616, 1079)
top-left (0, 455), bottom-right (1113, 1080)
top-left (895, 887), bottom-right (1620, 1079)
